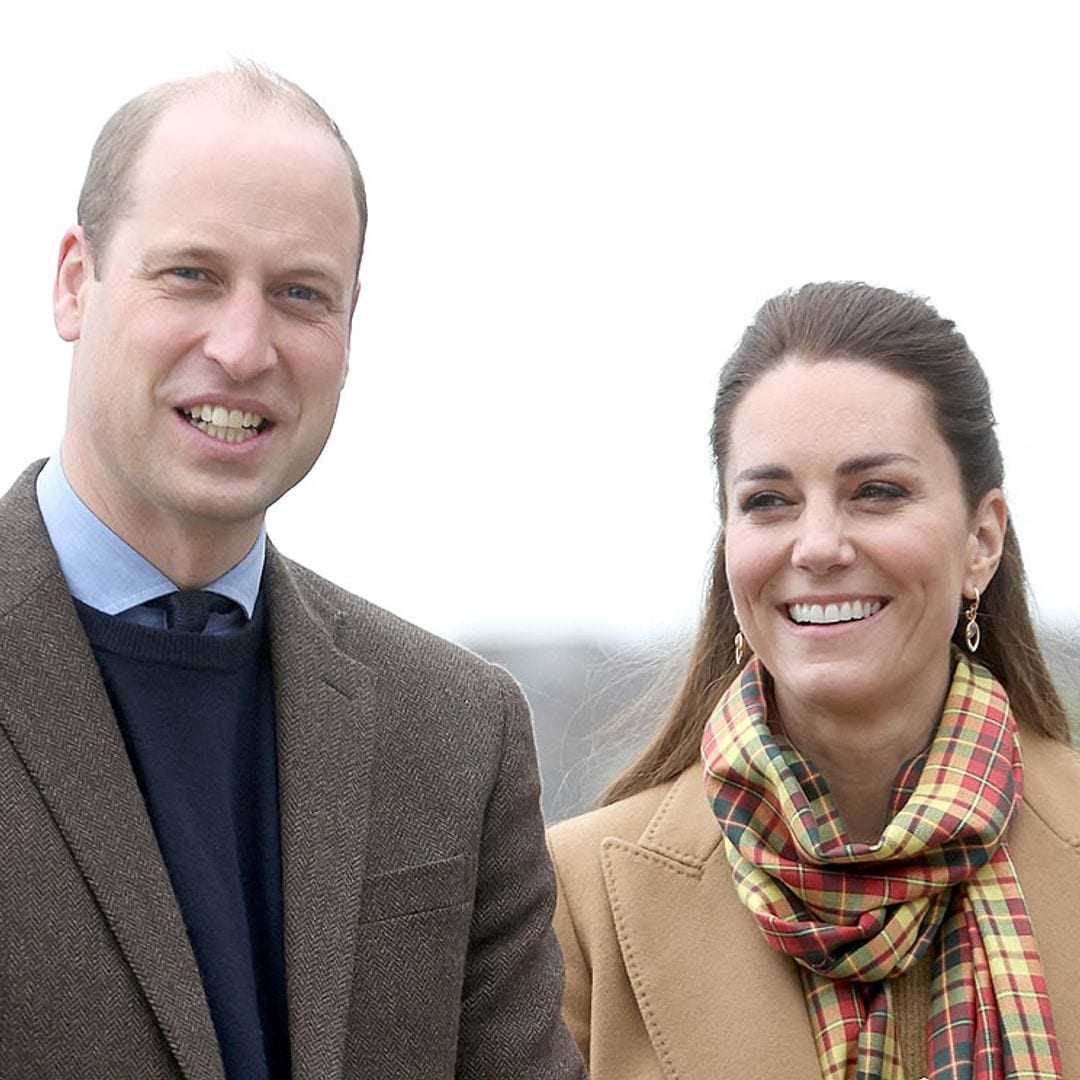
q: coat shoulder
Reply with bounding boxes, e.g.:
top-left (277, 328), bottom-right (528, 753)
top-left (269, 549), bottom-right (516, 698)
top-left (548, 781), bottom-right (676, 890)
top-left (1019, 729), bottom-right (1080, 844)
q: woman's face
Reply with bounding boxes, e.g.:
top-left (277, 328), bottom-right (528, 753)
top-left (723, 357), bottom-right (1005, 720)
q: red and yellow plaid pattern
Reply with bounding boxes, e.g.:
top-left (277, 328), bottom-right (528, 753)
top-left (701, 654), bottom-right (1061, 1079)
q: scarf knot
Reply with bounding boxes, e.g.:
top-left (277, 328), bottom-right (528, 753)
top-left (701, 654), bottom-right (1061, 1080)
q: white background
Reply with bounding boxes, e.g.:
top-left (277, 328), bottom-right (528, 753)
top-left (3, 1), bottom-right (1076, 642)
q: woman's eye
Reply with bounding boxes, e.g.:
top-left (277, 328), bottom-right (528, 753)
top-left (741, 491), bottom-right (790, 512)
top-left (855, 481), bottom-right (908, 501)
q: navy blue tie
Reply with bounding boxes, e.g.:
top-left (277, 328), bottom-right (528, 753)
top-left (156, 591), bottom-right (240, 633)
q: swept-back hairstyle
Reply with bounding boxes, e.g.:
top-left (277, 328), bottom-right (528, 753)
top-left (77, 61), bottom-right (368, 277)
top-left (604, 281), bottom-right (1070, 805)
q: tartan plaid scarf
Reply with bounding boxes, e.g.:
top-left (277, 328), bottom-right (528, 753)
top-left (701, 654), bottom-right (1062, 1080)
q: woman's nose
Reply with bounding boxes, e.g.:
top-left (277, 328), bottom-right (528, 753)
top-left (790, 503), bottom-right (856, 574)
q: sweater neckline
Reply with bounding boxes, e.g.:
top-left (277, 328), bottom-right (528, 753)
top-left (73, 595), bottom-right (267, 672)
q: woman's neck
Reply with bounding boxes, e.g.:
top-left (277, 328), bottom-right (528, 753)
top-left (774, 659), bottom-right (952, 843)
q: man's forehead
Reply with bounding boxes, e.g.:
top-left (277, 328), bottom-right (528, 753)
top-left (136, 93), bottom-right (341, 171)
top-left (83, 106), bottom-right (359, 294)
top-left (125, 97), bottom-right (358, 227)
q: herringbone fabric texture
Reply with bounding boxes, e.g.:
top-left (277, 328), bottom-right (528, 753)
top-left (701, 654), bottom-right (1062, 1080)
top-left (0, 461), bottom-right (585, 1080)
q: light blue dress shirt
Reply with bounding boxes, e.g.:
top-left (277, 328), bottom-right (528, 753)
top-left (36, 455), bottom-right (265, 634)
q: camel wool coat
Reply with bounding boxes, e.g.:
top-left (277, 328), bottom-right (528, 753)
top-left (0, 462), bottom-right (584, 1080)
top-left (548, 733), bottom-right (1080, 1079)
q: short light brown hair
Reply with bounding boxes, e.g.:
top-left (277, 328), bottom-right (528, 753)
top-left (77, 61), bottom-right (368, 277)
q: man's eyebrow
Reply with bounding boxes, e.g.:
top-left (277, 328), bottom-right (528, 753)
top-left (280, 263), bottom-right (349, 288)
top-left (731, 453), bottom-right (920, 486)
top-left (139, 244), bottom-right (223, 269)
top-left (138, 246), bottom-right (349, 289)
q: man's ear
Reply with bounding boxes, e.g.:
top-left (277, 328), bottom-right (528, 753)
top-left (54, 227), bottom-right (93, 343)
top-left (340, 280), bottom-right (361, 387)
top-left (965, 487), bottom-right (1008, 595)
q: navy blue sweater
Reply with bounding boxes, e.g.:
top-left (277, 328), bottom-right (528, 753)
top-left (76, 598), bottom-right (291, 1080)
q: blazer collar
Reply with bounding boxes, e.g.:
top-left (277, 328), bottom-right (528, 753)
top-left (0, 463), bottom-right (380, 1080)
top-left (601, 766), bottom-right (822, 1080)
top-left (0, 462), bottom-right (226, 1080)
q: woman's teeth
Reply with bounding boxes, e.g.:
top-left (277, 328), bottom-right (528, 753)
top-left (788, 599), bottom-right (882, 625)
top-left (179, 404), bottom-right (266, 444)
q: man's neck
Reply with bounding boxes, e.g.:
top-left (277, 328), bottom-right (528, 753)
top-left (101, 508), bottom-right (263, 589)
top-left (60, 455), bottom-right (264, 589)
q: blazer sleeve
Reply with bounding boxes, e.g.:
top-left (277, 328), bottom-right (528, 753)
top-left (454, 669), bottom-right (587, 1080)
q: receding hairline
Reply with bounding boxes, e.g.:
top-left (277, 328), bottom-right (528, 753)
top-left (77, 62), bottom-right (368, 276)
top-left (147, 65), bottom-right (343, 127)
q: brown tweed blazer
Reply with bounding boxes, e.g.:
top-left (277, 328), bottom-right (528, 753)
top-left (0, 462), bottom-right (585, 1080)
top-left (549, 736), bottom-right (1080, 1079)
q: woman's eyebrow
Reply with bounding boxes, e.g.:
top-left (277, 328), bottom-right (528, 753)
top-left (836, 452), bottom-right (920, 476)
top-left (732, 453), bottom-right (920, 486)
top-left (731, 465), bottom-right (793, 485)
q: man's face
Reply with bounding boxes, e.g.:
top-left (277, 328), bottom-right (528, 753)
top-left (54, 96), bottom-right (360, 556)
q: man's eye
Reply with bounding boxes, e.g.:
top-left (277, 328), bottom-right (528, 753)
top-left (170, 267), bottom-right (207, 281)
top-left (284, 284), bottom-right (319, 302)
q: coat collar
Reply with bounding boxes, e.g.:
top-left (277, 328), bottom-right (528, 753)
top-left (600, 766), bottom-right (822, 1080)
top-left (1007, 730), bottom-right (1080, 1072)
top-left (0, 463), bottom-right (378, 1080)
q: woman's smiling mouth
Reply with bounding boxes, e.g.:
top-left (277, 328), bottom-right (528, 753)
top-left (786, 599), bottom-right (885, 625)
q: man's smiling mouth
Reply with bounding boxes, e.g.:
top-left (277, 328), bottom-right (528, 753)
top-left (178, 404), bottom-right (268, 444)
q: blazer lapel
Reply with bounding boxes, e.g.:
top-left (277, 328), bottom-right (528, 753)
top-left (0, 466), bottom-right (223, 1080)
top-left (601, 769), bottom-right (821, 1080)
top-left (267, 550), bottom-right (376, 1080)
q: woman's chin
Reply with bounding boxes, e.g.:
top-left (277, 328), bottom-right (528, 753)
top-left (767, 657), bottom-right (894, 723)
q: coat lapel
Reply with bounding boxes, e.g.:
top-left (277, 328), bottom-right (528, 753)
top-left (601, 769), bottom-right (821, 1080)
top-left (267, 550), bottom-right (376, 1080)
top-left (0, 465), bottom-right (224, 1080)
top-left (1010, 732), bottom-right (1080, 1074)
top-left (602, 739), bottom-right (1080, 1079)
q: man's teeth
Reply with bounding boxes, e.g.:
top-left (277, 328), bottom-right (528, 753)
top-left (788, 600), bottom-right (882, 625)
top-left (180, 404), bottom-right (266, 443)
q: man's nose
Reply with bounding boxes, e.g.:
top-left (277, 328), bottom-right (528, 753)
top-left (202, 287), bottom-right (276, 381)
top-left (790, 502), bottom-right (856, 574)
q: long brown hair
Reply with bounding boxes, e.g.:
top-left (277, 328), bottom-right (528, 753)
top-left (604, 282), bottom-right (1071, 805)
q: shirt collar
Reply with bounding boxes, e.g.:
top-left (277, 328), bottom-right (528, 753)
top-left (36, 454), bottom-right (266, 618)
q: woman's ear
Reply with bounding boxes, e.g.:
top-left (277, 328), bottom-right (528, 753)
top-left (965, 487), bottom-right (1008, 594)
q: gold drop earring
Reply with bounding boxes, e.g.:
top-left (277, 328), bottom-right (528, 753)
top-left (734, 631), bottom-right (747, 667)
top-left (964, 586), bottom-right (981, 653)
